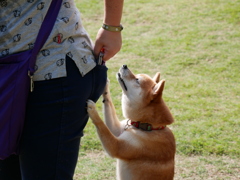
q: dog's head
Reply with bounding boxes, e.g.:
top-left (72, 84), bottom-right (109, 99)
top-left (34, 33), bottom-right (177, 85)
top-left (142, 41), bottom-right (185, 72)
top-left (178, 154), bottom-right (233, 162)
top-left (117, 65), bottom-right (174, 126)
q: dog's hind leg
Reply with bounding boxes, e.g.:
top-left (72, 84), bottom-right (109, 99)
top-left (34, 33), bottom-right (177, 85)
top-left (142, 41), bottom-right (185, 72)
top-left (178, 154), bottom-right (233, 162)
top-left (102, 80), bottom-right (122, 136)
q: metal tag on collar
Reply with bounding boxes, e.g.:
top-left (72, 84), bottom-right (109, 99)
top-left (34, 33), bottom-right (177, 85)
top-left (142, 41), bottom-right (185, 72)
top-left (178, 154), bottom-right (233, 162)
top-left (139, 123), bottom-right (152, 131)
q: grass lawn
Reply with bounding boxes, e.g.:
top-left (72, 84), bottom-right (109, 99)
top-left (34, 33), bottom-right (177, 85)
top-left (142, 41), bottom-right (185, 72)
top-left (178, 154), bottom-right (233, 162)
top-left (75, 0), bottom-right (240, 179)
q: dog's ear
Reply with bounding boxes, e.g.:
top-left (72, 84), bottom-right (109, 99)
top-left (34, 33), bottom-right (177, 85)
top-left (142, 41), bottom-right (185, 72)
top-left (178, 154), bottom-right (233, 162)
top-left (153, 79), bottom-right (165, 98)
top-left (152, 72), bottom-right (160, 83)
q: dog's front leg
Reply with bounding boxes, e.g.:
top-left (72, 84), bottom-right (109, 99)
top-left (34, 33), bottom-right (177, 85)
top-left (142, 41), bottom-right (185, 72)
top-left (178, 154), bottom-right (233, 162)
top-left (102, 80), bottom-right (122, 136)
top-left (87, 100), bottom-right (121, 156)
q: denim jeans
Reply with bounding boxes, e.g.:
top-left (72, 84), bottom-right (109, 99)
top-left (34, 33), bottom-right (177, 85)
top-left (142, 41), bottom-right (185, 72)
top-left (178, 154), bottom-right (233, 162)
top-left (0, 56), bottom-right (107, 180)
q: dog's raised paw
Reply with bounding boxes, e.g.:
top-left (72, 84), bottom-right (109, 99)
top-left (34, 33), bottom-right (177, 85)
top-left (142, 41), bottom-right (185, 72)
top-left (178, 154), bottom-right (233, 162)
top-left (87, 99), bottom-right (100, 121)
top-left (87, 100), bottom-right (96, 111)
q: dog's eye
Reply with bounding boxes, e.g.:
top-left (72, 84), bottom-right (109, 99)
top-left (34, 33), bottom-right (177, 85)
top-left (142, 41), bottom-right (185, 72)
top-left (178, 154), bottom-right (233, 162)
top-left (136, 78), bottom-right (140, 84)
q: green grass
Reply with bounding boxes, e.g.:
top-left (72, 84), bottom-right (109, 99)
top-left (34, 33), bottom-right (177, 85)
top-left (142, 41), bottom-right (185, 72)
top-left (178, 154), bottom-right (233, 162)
top-left (75, 0), bottom-right (240, 179)
top-left (74, 151), bottom-right (240, 180)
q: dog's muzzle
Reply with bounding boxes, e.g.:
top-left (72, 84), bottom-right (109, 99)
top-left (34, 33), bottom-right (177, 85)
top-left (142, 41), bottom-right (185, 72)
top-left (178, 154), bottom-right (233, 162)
top-left (118, 65), bottom-right (128, 91)
top-left (118, 73), bottom-right (127, 91)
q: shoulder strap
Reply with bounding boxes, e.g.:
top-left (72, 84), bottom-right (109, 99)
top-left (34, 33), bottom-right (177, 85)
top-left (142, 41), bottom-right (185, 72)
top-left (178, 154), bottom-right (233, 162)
top-left (29, 0), bottom-right (63, 74)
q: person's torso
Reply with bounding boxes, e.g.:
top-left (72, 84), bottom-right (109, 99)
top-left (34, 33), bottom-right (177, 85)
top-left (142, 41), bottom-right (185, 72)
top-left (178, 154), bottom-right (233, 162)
top-left (0, 0), bottom-right (96, 81)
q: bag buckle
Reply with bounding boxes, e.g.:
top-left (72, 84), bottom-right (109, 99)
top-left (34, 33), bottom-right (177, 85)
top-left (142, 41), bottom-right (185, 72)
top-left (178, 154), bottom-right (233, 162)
top-left (28, 71), bottom-right (34, 92)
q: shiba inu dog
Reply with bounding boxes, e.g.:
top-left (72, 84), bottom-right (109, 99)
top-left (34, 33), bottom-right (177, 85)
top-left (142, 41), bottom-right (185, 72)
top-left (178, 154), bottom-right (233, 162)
top-left (87, 65), bottom-right (176, 180)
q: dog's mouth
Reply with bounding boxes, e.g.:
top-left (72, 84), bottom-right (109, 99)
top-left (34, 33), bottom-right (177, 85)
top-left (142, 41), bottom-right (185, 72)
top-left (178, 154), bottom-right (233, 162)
top-left (118, 72), bottom-right (127, 91)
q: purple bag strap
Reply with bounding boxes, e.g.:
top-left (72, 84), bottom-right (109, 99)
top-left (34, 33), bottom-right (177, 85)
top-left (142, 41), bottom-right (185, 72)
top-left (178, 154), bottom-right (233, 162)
top-left (28, 0), bottom-right (62, 75)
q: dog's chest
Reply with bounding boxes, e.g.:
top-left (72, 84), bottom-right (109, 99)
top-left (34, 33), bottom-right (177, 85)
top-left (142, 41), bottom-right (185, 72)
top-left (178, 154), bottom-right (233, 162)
top-left (119, 129), bottom-right (147, 147)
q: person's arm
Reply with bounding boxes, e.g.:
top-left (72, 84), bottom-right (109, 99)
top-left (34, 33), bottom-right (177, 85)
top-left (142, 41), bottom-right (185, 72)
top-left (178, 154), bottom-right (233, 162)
top-left (104, 0), bottom-right (123, 26)
top-left (94, 0), bottom-right (124, 61)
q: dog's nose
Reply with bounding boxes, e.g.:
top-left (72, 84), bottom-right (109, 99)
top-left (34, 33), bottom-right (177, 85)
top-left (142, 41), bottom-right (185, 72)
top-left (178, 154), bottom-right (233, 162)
top-left (122, 65), bottom-right (128, 69)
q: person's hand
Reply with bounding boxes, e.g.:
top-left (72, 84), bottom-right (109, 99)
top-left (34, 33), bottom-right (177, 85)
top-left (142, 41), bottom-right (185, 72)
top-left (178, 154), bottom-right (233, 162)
top-left (93, 28), bottom-right (122, 61)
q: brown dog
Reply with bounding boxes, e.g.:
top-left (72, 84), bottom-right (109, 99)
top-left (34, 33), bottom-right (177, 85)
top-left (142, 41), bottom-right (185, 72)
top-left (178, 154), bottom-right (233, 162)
top-left (87, 65), bottom-right (176, 180)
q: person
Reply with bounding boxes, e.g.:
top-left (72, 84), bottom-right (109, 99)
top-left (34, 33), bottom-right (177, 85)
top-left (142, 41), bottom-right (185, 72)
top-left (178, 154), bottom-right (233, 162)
top-left (0, 0), bottom-right (124, 179)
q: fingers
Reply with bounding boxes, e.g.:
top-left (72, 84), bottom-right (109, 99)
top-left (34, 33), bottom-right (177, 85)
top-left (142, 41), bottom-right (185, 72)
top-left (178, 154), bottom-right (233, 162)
top-left (93, 28), bottom-right (122, 61)
top-left (93, 41), bottom-right (104, 60)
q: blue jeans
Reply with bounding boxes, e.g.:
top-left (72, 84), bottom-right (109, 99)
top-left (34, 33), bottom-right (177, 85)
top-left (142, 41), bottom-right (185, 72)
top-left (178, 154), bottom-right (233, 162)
top-left (0, 56), bottom-right (107, 180)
